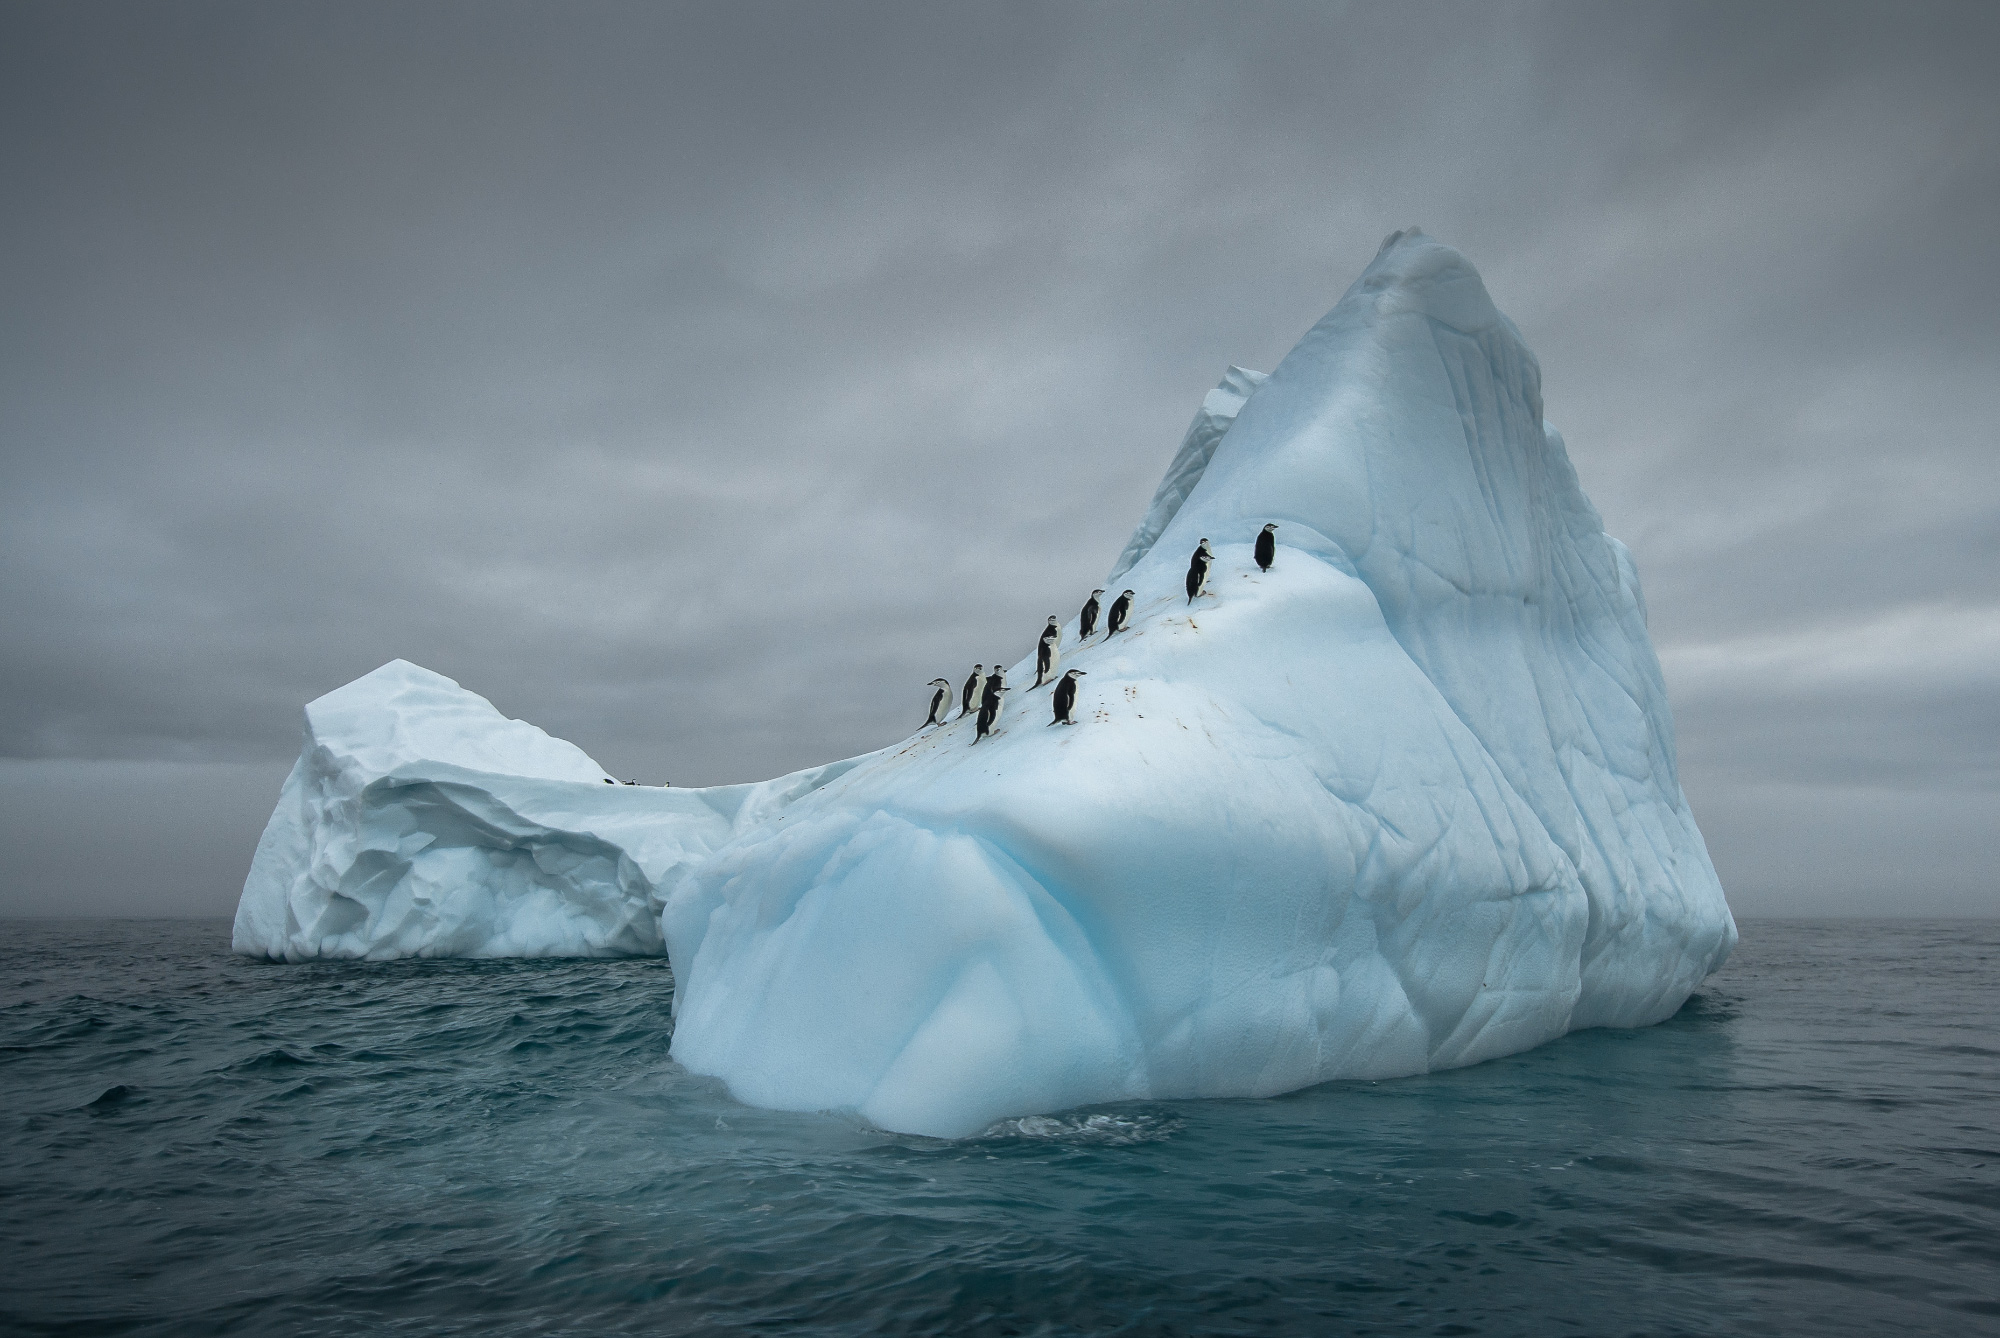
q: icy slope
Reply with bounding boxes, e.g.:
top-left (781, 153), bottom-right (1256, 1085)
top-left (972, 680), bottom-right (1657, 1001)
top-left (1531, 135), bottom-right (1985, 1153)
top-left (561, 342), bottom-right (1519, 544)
top-left (232, 661), bottom-right (866, 960)
top-left (1108, 364), bottom-right (1268, 583)
top-left (662, 229), bottom-right (1733, 1134)
top-left (233, 228), bottom-right (1733, 1138)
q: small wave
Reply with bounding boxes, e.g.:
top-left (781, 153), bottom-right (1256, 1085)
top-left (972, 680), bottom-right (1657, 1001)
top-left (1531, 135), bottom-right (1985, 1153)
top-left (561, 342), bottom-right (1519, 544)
top-left (978, 1110), bottom-right (1180, 1145)
top-left (230, 1047), bottom-right (313, 1072)
top-left (84, 1084), bottom-right (137, 1109)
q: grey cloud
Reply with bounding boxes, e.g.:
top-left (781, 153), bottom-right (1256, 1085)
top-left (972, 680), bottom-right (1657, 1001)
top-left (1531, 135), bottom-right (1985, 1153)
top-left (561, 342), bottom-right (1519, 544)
top-left (2, 0), bottom-right (1996, 915)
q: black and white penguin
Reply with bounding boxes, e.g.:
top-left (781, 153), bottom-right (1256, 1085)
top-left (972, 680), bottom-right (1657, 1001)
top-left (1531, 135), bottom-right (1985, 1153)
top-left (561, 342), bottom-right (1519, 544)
top-left (1079, 589), bottom-right (1104, 640)
top-left (1106, 589), bottom-right (1135, 636)
top-left (974, 666), bottom-right (1007, 743)
top-left (960, 665), bottom-right (984, 718)
top-left (1050, 669), bottom-right (1086, 725)
top-left (924, 678), bottom-right (953, 727)
top-left (1186, 539), bottom-right (1215, 604)
top-left (1035, 616), bottom-right (1061, 686)
top-left (1255, 523), bottom-right (1278, 572)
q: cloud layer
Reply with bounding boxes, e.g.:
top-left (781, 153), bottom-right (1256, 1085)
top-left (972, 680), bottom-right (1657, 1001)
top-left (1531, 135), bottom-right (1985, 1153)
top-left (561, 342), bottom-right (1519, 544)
top-left (3, 1), bottom-right (1995, 915)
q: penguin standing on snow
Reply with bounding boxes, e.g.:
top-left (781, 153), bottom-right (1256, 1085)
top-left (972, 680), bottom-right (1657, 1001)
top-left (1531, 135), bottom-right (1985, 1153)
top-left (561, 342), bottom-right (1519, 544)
top-left (1050, 669), bottom-right (1086, 725)
top-left (1255, 523), bottom-right (1278, 572)
top-left (974, 666), bottom-right (1007, 743)
top-left (1078, 589), bottom-right (1104, 640)
top-left (924, 678), bottom-right (953, 727)
top-left (1034, 616), bottom-right (1061, 686)
top-left (1185, 539), bottom-right (1215, 604)
top-left (960, 665), bottom-right (984, 718)
top-left (1106, 589), bottom-right (1135, 636)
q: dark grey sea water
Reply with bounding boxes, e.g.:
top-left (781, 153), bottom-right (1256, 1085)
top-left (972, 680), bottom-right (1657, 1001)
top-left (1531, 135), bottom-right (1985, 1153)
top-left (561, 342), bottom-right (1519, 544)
top-left (2, 918), bottom-right (1995, 1337)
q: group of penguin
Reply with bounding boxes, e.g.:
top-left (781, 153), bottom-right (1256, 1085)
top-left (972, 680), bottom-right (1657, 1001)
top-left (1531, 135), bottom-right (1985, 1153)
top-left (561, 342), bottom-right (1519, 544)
top-left (922, 523), bottom-right (1279, 745)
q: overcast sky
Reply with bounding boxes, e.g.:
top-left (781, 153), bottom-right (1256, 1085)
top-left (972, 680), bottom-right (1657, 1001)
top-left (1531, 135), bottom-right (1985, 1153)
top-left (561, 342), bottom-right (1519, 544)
top-left (3, 1), bottom-right (1995, 918)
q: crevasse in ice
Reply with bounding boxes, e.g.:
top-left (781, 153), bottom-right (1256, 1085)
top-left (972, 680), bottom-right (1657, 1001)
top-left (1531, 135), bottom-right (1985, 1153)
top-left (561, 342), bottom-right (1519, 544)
top-left (234, 229), bottom-right (1734, 1137)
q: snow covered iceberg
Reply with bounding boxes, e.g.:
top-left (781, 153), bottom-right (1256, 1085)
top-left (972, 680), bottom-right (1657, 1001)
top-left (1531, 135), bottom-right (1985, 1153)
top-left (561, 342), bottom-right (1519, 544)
top-left (235, 228), bottom-right (1734, 1138)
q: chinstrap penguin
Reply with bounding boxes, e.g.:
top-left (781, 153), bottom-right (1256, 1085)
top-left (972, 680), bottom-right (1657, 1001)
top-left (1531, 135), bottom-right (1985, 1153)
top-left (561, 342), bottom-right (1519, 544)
top-left (1050, 669), bottom-right (1086, 725)
top-left (924, 678), bottom-right (953, 727)
top-left (974, 665), bottom-right (1007, 743)
top-left (1078, 589), bottom-right (1104, 640)
top-left (1186, 538), bottom-right (1215, 604)
top-left (1255, 523), bottom-right (1278, 572)
top-left (960, 665), bottom-right (984, 718)
top-left (1035, 616), bottom-right (1061, 686)
top-left (1106, 589), bottom-right (1135, 636)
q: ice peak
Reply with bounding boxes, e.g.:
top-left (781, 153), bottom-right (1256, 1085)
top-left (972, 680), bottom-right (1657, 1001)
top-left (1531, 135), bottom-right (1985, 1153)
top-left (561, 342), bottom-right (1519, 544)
top-left (1351, 228), bottom-right (1510, 335)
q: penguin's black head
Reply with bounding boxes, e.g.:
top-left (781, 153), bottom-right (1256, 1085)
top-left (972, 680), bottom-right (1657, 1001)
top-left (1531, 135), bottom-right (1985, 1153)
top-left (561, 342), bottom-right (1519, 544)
top-left (1263, 523), bottom-right (1278, 531)
top-left (1065, 669), bottom-right (1086, 678)
top-left (1092, 588), bottom-right (1104, 596)
top-left (1122, 589), bottom-right (1135, 598)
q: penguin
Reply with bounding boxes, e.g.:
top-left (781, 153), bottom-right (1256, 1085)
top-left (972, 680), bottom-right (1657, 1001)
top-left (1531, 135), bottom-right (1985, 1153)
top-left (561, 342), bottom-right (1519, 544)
top-left (1106, 589), bottom-right (1135, 636)
top-left (924, 678), bottom-right (953, 727)
top-left (974, 666), bottom-right (1007, 743)
top-left (960, 665), bottom-right (984, 718)
top-left (1035, 616), bottom-right (1061, 686)
top-left (1079, 589), bottom-right (1104, 640)
top-left (1050, 669), bottom-right (1086, 725)
top-left (1186, 538), bottom-right (1215, 604)
top-left (1255, 523), bottom-right (1278, 572)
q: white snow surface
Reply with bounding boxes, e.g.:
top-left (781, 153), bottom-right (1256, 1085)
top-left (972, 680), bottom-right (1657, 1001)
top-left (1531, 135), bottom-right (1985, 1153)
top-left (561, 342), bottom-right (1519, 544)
top-left (233, 229), bottom-right (1734, 1137)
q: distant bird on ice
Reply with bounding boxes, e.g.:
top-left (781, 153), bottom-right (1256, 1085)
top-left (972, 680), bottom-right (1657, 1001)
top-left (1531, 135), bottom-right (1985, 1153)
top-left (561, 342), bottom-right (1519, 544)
top-left (1050, 669), bottom-right (1086, 725)
top-left (924, 678), bottom-right (953, 727)
top-left (960, 665), bottom-right (984, 718)
top-left (1186, 539), bottom-right (1215, 604)
top-left (1106, 589), bottom-right (1135, 636)
top-left (974, 665), bottom-right (1007, 743)
top-left (1255, 523), bottom-right (1278, 572)
top-left (1078, 589), bottom-right (1104, 640)
top-left (1035, 617), bottom-right (1061, 686)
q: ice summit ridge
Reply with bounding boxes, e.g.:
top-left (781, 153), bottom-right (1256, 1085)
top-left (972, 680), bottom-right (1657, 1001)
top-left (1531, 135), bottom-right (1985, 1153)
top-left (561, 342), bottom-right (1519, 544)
top-left (234, 229), bottom-right (1737, 1138)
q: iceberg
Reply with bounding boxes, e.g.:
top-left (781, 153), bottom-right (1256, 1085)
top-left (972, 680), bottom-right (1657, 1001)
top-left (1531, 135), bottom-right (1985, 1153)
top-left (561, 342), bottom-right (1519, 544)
top-left (234, 228), bottom-right (1734, 1137)
top-left (231, 659), bottom-right (865, 961)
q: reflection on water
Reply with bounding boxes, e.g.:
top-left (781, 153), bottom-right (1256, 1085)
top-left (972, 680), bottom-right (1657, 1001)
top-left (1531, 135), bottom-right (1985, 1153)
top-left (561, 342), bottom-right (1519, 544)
top-left (2, 918), bottom-right (1995, 1335)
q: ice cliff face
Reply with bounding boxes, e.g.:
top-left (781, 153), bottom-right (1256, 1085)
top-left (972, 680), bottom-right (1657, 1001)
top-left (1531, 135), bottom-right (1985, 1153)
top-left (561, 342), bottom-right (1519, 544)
top-left (234, 229), bottom-right (1734, 1136)
top-left (231, 660), bottom-right (865, 960)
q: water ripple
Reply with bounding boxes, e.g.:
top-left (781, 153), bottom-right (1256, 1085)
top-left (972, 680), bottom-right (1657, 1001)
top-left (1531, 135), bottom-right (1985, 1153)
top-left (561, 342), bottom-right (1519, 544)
top-left (1, 918), bottom-right (1996, 1336)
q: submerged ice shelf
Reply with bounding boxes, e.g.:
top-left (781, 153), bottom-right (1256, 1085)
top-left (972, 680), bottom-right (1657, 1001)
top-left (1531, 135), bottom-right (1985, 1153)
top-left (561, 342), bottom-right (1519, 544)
top-left (235, 229), bottom-right (1735, 1137)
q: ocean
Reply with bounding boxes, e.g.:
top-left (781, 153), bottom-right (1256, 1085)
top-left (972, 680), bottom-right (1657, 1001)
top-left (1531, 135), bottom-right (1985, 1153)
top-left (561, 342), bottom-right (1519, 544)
top-left (2, 918), bottom-right (1994, 1336)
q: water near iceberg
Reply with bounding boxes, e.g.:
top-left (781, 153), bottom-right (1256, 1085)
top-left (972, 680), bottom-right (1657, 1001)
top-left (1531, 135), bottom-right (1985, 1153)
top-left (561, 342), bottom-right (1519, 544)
top-left (5, 918), bottom-right (1994, 1336)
